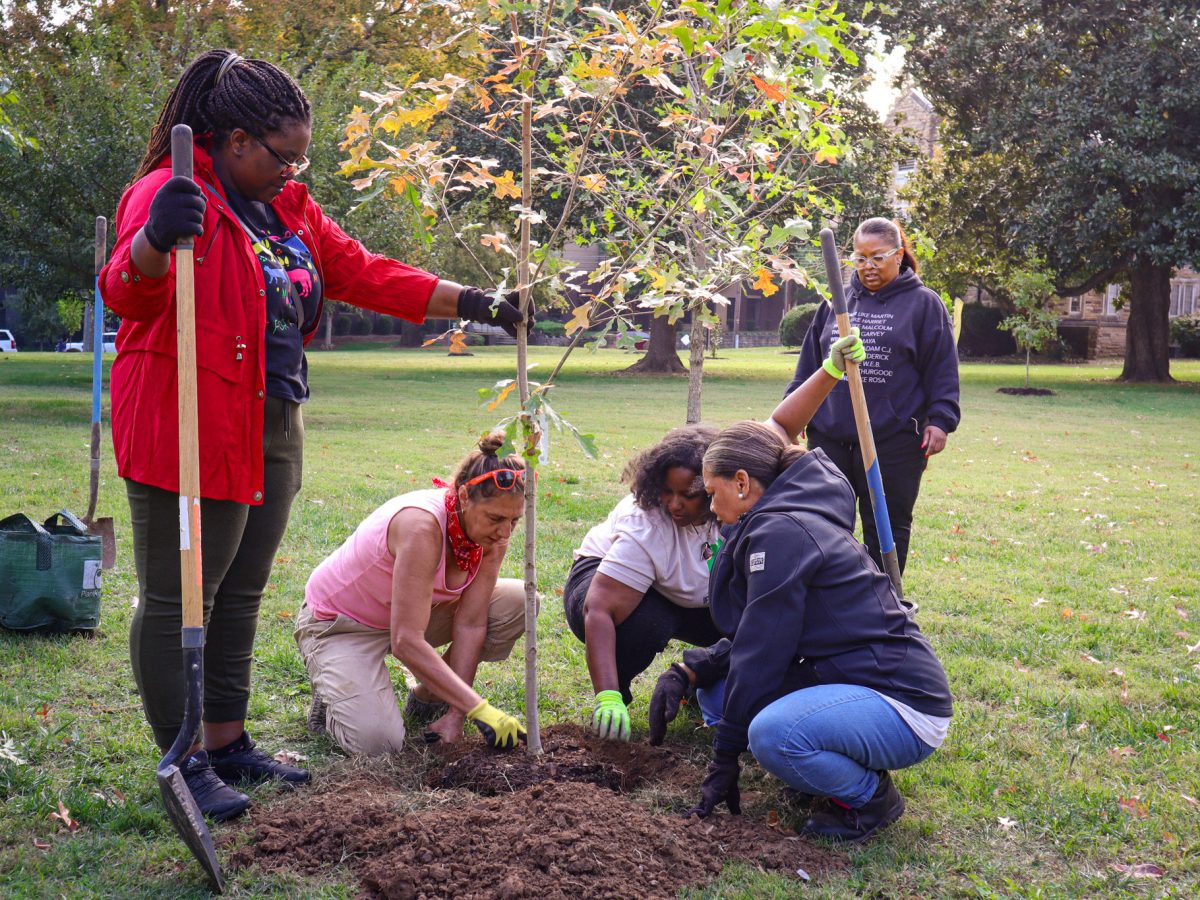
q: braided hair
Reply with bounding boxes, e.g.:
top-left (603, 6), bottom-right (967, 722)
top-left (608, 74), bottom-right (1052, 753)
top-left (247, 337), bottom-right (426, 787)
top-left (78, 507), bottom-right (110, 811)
top-left (132, 49), bottom-right (311, 183)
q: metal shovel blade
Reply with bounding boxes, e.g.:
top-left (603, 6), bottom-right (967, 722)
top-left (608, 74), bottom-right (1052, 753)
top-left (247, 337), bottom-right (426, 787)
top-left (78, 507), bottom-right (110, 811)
top-left (89, 516), bottom-right (116, 569)
top-left (157, 762), bottom-right (224, 893)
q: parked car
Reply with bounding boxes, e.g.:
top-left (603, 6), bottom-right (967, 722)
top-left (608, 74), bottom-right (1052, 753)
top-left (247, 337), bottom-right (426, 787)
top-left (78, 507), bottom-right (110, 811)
top-left (63, 332), bottom-right (117, 353)
top-left (0, 329), bottom-right (17, 352)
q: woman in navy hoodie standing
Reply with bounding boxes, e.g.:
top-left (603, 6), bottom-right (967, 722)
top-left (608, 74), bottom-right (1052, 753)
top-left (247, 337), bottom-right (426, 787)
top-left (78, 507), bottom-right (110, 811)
top-left (673, 422), bottom-right (953, 842)
top-left (788, 217), bottom-right (959, 574)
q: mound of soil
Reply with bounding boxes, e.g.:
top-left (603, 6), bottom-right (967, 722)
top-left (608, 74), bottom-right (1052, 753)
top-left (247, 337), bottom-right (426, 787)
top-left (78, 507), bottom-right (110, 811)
top-left (432, 724), bottom-right (697, 795)
top-left (227, 726), bottom-right (842, 898)
top-left (996, 386), bottom-right (1056, 396)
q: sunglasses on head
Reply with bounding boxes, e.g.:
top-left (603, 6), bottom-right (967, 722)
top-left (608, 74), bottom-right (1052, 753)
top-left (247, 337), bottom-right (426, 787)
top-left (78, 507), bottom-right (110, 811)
top-left (464, 468), bottom-right (533, 491)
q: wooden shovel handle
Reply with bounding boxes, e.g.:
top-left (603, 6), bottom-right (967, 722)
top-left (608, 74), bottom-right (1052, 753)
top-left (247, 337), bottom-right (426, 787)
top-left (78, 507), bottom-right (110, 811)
top-left (172, 124), bottom-right (204, 631)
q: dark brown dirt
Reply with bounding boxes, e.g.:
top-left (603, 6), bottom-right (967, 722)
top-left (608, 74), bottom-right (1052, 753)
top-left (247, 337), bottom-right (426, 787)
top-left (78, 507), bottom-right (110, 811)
top-left (996, 386), bottom-right (1056, 396)
top-left (227, 725), bottom-right (843, 898)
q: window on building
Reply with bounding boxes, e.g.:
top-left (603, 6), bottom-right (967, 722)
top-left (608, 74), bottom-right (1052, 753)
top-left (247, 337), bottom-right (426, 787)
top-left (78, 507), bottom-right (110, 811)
top-left (1068, 294), bottom-right (1083, 316)
top-left (1103, 284), bottom-right (1121, 317)
top-left (895, 159), bottom-right (917, 190)
top-left (1170, 282), bottom-right (1198, 318)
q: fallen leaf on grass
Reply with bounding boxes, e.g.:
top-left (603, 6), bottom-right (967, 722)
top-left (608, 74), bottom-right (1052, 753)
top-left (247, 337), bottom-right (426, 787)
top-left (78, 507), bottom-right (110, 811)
top-left (1031, 597), bottom-right (1047, 608)
top-left (1062, 608), bottom-right (1074, 619)
top-left (1156, 733), bottom-right (1171, 743)
top-left (273, 749), bottom-right (308, 765)
top-left (1109, 863), bottom-right (1164, 879)
top-left (1075, 723), bottom-right (1088, 732)
top-left (1109, 667), bottom-right (1125, 677)
top-left (1122, 609), bottom-right (1146, 620)
top-left (0, 738), bottom-right (26, 765)
top-left (1012, 658), bottom-right (1031, 673)
top-left (1181, 794), bottom-right (1198, 807)
top-left (1176, 607), bottom-right (1190, 621)
top-left (49, 801), bottom-right (77, 832)
top-left (1118, 796), bottom-right (1149, 818)
top-left (276, 610), bottom-right (292, 620)
top-left (950, 523), bottom-right (966, 534)
top-left (997, 816), bottom-right (1017, 831)
top-left (1174, 631), bottom-right (1192, 640)
top-left (1187, 640), bottom-right (1200, 655)
top-left (1107, 746), bottom-right (1136, 758)
top-left (32, 838), bottom-right (51, 851)
top-left (1080, 653), bottom-right (1102, 664)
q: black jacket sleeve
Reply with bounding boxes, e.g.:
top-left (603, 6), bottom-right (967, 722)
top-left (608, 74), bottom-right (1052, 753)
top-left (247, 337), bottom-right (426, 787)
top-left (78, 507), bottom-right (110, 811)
top-left (917, 294), bottom-right (961, 434)
top-left (683, 639), bottom-right (731, 688)
top-left (714, 519), bottom-right (823, 754)
top-left (784, 302), bottom-right (831, 397)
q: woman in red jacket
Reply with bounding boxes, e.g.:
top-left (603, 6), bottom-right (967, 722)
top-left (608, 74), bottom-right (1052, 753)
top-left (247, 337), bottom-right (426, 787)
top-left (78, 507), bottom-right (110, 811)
top-left (100, 49), bottom-right (524, 823)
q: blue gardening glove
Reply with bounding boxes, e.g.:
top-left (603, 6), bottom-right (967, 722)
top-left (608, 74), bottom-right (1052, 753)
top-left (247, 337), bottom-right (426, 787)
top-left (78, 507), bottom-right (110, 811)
top-left (590, 690), bottom-right (631, 741)
top-left (457, 287), bottom-right (531, 338)
top-left (822, 327), bottom-right (866, 378)
top-left (143, 176), bottom-right (206, 253)
top-left (466, 700), bottom-right (525, 750)
top-left (686, 750), bottom-right (742, 818)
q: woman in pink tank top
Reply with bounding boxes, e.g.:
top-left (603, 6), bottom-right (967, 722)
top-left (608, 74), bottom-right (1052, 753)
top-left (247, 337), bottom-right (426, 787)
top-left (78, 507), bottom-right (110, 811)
top-left (295, 432), bottom-right (530, 754)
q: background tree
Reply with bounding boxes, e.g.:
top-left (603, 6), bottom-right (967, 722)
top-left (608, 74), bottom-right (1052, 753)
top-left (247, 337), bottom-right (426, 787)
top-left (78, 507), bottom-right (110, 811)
top-left (997, 263), bottom-right (1060, 389)
top-left (891, 0), bottom-right (1200, 382)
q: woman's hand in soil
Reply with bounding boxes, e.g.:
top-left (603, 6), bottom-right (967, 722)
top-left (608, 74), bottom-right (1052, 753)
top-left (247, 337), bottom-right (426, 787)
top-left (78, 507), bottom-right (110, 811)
top-left (648, 665), bottom-right (690, 746)
top-left (590, 690), bottom-right (631, 742)
top-left (686, 751), bottom-right (742, 818)
top-left (425, 711), bottom-right (466, 745)
top-left (467, 700), bottom-right (526, 750)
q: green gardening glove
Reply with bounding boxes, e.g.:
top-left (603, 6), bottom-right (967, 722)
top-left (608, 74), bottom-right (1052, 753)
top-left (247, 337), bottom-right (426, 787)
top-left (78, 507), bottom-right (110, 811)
top-left (591, 690), bottom-right (631, 741)
top-left (822, 327), bottom-right (866, 378)
top-left (466, 700), bottom-right (526, 750)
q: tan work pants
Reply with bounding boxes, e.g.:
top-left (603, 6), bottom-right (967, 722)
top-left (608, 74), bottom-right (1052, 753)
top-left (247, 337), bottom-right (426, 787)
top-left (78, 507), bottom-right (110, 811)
top-left (294, 578), bottom-right (525, 755)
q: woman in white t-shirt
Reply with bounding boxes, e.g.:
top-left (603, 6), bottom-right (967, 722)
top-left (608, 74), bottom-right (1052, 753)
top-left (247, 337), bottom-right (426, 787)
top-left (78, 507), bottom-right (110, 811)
top-left (565, 330), bottom-right (868, 741)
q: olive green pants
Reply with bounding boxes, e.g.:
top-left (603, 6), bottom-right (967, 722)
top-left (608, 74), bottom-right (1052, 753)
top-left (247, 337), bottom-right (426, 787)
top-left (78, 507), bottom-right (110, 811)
top-left (128, 397), bottom-right (303, 750)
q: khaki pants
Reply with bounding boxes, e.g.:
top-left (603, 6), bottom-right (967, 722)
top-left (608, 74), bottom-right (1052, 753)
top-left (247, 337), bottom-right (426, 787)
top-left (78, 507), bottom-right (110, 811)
top-left (294, 578), bottom-right (525, 755)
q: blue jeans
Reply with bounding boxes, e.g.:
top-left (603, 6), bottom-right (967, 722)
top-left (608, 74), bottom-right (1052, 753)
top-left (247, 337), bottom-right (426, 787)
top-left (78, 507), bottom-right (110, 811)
top-left (701, 680), bottom-right (935, 807)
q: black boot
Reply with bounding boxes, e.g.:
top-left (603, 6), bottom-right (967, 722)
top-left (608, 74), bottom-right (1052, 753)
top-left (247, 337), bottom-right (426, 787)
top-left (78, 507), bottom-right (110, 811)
top-left (209, 731), bottom-right (311, 787)
top-left (403, 690), bottom-right (449, 726)
top-left (800, 771), bottom-right (905, 842)
top-left (181, 750), bottom-right (251, 823)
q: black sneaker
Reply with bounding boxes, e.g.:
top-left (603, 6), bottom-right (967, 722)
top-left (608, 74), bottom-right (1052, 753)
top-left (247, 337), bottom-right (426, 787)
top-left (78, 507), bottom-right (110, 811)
top-left (403, 691), bottom-right (448, 726)
top-left (209, 731), bottom-right (311, 787)
top-left (181, 750), bottom-right (251, 822)
top-left (307, 690), bottom-right (328, 736)
top-left (800, 770), bottom-right (906, 843)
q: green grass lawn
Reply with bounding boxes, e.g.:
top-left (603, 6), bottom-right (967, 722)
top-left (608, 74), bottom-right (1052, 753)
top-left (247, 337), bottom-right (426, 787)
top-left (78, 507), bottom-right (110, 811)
top-left (1, 347), bottom-right (1198, 898)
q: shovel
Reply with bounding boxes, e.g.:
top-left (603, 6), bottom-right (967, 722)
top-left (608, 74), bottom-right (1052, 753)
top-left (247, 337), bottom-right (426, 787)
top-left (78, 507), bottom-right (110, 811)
top-left (83, 215), bottom-right (116, 569)
top-left (155, 123), bottom-right (224, 893)
top-left (819, 227), bottom-right (904, 600)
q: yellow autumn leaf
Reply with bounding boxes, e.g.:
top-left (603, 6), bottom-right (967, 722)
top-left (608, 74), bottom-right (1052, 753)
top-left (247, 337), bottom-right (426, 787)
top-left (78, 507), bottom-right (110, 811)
top-left (487, 381), bottom-right (518, 412)
top-left (492, 170), bottom-right (522, 200)
top-left (389, 175), bottom-right (411, 195)
top-left (753, 268), bottom-right (779, 298)
top-left (479, 232), bottom-right (514, 256)
top-left (449, 331), bottom-right (470, 355)
top-left (750, 75), bottom-right (787, 102)
top-left (377, 101), bottom-right (446, 135)
top-left (565, 301), bottom-right (593, 335)
top-left (345, 106), bottom-right (371, 141)
top-left (578, 173), bottom-right (607, 192)
top-left (814, 146), bottom-right (839, 165)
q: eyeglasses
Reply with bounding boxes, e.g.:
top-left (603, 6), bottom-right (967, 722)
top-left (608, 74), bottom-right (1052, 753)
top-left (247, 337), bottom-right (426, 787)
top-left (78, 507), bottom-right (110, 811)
top-left (253, 134), bottom-right (310, 176)
top-left (847, 247), bottom-right (902, 269)
top-left (464, 468), bottom-right (534, 491)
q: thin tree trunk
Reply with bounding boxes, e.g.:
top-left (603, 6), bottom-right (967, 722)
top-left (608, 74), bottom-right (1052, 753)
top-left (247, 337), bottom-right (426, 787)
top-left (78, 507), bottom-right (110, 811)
top-left (686, 305), bottom-right (706, 423)
top-left (322, 306), bottom-right (333, 350)
top-left (516, 65), bottom-right (542, 756)
top-left (82, 303), bottom-right (95, 354)
top-left (1025, 347), bottom-right (1031, 388)
top-left (1120, 261), bottom-right (1173, 382)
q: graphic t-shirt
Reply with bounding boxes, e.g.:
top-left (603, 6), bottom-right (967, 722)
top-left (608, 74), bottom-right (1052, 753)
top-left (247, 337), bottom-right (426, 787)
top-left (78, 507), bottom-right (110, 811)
top-left (224, 187), bottom-right (322, 403)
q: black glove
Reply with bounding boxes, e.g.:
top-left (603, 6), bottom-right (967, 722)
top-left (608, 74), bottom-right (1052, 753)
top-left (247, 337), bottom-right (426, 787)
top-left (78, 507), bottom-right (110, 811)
top-left (686, 750), bottom-right (742, 818)
top-left (456, 286), bottom-right (530, 339)
top-left (142, 176), bottom-right (206, 253)
top-left (648, 664), bottom-right (690, 746)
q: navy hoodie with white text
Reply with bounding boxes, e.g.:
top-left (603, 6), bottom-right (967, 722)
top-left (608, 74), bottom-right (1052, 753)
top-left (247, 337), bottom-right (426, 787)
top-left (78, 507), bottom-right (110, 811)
top-left (787, 267), bottom-right (960, 442)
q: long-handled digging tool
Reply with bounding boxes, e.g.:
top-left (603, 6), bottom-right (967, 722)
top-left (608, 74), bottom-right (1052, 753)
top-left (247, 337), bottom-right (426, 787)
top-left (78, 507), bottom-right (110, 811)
top-left (82, 215), bottom-right (116, 569)
top-left (819, 227), bottom-right (904, 600)
top-left (155, 124), bottom-right (224, 893)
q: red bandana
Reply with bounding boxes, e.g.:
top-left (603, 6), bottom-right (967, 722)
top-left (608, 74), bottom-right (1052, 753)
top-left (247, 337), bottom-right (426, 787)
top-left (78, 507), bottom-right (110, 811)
top-left (433, 478), bottom-right (482, 572)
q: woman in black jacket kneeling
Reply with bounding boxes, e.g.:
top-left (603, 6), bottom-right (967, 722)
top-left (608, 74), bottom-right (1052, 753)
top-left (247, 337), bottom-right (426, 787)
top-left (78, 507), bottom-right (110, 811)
top-left (663, 421), bottom-right (953, 842)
